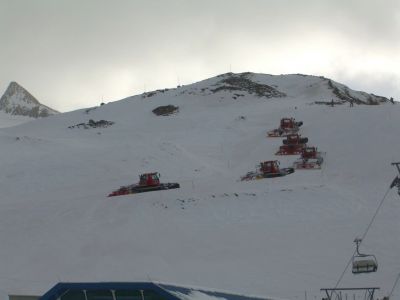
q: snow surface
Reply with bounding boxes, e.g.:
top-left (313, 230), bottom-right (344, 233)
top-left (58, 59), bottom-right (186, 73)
top-left (0, 111), bottom-right (33, 128)
top-left (0, 73), bottom-right (399, 300)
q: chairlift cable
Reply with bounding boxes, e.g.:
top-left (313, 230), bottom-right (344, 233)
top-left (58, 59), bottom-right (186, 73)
top-left (360, 187), bottom-right (391, 241)
top-left (334, 186), bottom-right (392, 288)
top-left (334, 249), bottom-right (357, 289)
top-left (388, 273), bottom-right (400, 298)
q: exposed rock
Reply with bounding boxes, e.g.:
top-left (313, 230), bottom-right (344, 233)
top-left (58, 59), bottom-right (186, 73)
top-left (179, 73), bottom-right (286, 99)
top-left (210, 73), bottom-right (286, 98)
top-left (0, 82), bottom-right (58, 118)
top-left (68, 119), bottom-right (115, 129)
top-left (142, 88), bottom-right (171, 99)
top-left (152, 105), bottom-right (179, 116)
top-left (322, 79), bottom-right (388, 105)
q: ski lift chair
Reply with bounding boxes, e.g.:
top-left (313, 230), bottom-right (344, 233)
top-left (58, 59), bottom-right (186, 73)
top-left (352, 238), bottom-right (378, 274)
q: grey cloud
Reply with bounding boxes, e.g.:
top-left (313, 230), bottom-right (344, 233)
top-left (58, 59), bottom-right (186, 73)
top-left (0, 0), bottom-right (399, 111)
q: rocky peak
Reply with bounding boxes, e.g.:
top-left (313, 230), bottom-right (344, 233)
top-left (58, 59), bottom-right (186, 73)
top-left (0, 82), bottom-right (58, 118)
top-left (177, 72), bottom-right (287, 99)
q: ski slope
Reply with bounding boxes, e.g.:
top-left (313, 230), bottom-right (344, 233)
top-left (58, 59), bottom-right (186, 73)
top-left (0, 73), bottom-right (399, 300)
top-left (0, 111), bottom-right (33, 128)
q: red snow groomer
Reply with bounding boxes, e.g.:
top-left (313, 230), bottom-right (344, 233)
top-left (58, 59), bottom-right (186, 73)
top-left (241, 160), bottom-right (294, 181)
top-left (275, 134), bottom-right (308, 155)
top-left (108, 172), bottom-right (180, 197)
top-left (293, 147), bottom-right (324, 169)
top-left (267, 118), bottom-right (303, 137)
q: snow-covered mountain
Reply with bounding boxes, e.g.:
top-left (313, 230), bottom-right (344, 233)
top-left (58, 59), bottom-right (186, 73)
top-left (144, 72), bottom-right (389, 105)
top-left (0, 82), bottom-right (58, 118)
top-left (0, 73), bottom-right (398, 300)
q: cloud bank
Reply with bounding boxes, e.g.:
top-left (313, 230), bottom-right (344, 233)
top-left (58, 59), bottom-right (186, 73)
top-left (1, 0), bottom-right (399, 111)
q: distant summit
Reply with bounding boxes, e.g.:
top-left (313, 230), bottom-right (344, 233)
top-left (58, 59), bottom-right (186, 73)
top-left (143, 72), bottom-right (389, 106)
top-left (0, 82), bottom-right (58, 118)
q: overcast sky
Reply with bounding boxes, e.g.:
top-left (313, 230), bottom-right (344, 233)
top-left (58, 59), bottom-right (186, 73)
top-left (1, 0), bottom-right (399, 112)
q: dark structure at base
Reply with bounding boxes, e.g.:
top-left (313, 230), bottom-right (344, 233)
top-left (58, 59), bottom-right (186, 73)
top-left (39, 282), bottom-right (274, 300)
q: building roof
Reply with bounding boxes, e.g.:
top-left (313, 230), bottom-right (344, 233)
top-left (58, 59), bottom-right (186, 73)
top-left (39, 282), bottom-right (274, 300)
